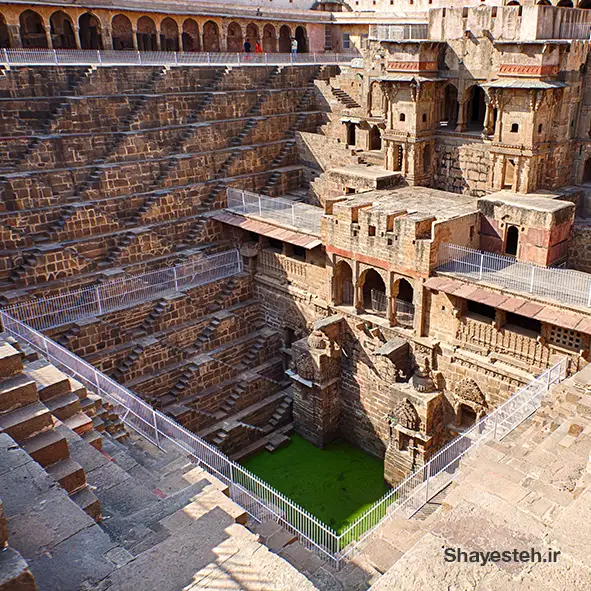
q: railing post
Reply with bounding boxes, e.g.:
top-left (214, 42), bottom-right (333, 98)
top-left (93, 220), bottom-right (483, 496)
top-left (53, 49), bottom-right (58, 65)
top-left (586, 281), bottom-right (591, 307)
top-left (265, 53), bottom-right (268, 65)
top-left (241, 189), bottom-right (247, 212)
top-left (97, 50), bottom-right (102, 65)
top-left (424, 460), bottom-right (431, 504)
top-left (174, 51), bottom-right (178, 66)
top-left (152, 408), bottom-right (160, 447)
top-left (479, 251), bottom-right (484, 281)
top-left (95, 286), bottom-right (103, 315)
top-left (2, 48), bottom-right (8, 65)
top-left (137, 50), bottom-right (142, 65)
top-left (207, 52), bottom-right (211, 65)
top-left (173, 267), bottom-right (179, 291)
top-left (493, 412), bottom-right (499, 441)
top-left (258, 195), bottom-right (262, 216)
top-left (292, 204), bottom-right (296, 227)
top-left (530, 266), bottom-right (535, 293)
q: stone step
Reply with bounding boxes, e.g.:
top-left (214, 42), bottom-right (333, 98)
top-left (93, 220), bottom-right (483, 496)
top-left (63, 411), bottom-right (93, 436)
top-left (0, 342), bottom-right (23, 379)
top-left (46, 457), bottom-right (86, 494)
top-left (0, 374), bottom-right (38, 415)
top-left (45, 392), bottom-right (81, 421)
top-left (70, 486), bottom-right (102, 522)
top-left (24, 360), bottom-right (71, 402)
top-left (21, 429), bottom-right (69, 468)
top-left (0, 547), bottom-right (36, 591)
top-left (0, 401), bottom-right (53, 443)
top-left (81, 429), bottom-right (103, 450)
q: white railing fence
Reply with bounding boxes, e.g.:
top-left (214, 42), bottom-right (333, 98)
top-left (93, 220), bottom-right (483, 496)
top-left (0, 303), bottom-right (567, 567)
top-left (226, 187), bottom-right (324, 235)
top-left (437, 243), bottom-right (591, 309)
top-left (2, 249), bottom-right (242, 331)
top-left (368, 24), bottom-right (429, 41)
top-left (1, 48), bottom-right (353, 67)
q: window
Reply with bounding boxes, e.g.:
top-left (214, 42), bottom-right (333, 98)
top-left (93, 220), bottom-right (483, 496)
top-left (324, 27), bottom-right (333, 50)
top-left (467, 300), bottom-right (496, 321)
top-left (400, 113), bottom-right (406, 122)
top-left (290, 245), bottom-right (306, 261)
top-left (505, 312), bottom-right (541, 335)
top-left (511, 123), bottom-right (519, 133)
top-left (548, 326), bottom-right (582, 351)
top-left (342, 32), bottom-right (350, 50)
top-left (469, 225), bottom-right (475, 240)
top-left (538, 124), bottom-right (543, 134)
top-left (422, 113), bottom-right (427, 123)
top-left (268, 238), bottom-right (282, 252)
top-left (360, 34), bottom-right (368, 49)
top-left (368, 225), bottom-right (376, 236)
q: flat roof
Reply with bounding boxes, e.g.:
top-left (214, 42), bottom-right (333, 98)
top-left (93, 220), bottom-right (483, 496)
top-left (337, 187), bottom-right (479, 221)
top-left (481, 191), bottom-right (574, 214)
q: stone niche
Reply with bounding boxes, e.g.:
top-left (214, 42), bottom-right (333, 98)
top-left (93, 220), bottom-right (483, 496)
top-left (289, 316), bottom-right (343, 447)
top-left (383, 356), bottom-right (446, 485)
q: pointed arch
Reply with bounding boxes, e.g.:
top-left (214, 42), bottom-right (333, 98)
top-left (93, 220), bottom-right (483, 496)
top-left (20, 10), bottom-right (47, 48)
top-left (203, 20), bottom-right (220, 52)
top-left (263, 24), bottom-right (276, 53)
top-left (160, 17), bottom-right (179, 51)
top-left (137, 16), bottom-right (157, 51)
top-left (279, 25), bottom-right (291, 53)
top-left (182, 18), bottom-right (199, 52)
top-left (79, 13), bottom-right (102, 49)
top-left (226, 22), bottom-right (242, 52)
top-left (111, 14), bottom-right (133, 50)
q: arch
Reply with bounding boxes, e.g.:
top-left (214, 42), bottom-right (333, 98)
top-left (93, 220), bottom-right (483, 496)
top-left (369, 125), bottom-right (382, 151)
top-left (536, 0), bottom-right (551, 4)
top-left (334, 260), bottom-right (354, 306)
top-left (137, 16), bottom-right (157, 51)
top-left (295, 25), bottom-right (307, 53)
top-left (360, 268), bottom-right (387, 315)
top-left (466, 85), bottom-right (486, 131)
top-left (182, 19), bottom-right (199, 52)
top-left (111, 14), bottom-right (133, 50)
top-left (226, 21), bottom-right (243, 52)
top-left (395, 278), bottom-right (414, 327)
top-left (246, 23), bottom-right (259, 45)
top-left (505, 225), bottom-right (519, 256)
top-left (0, 13), bottom-right (11, 48)
top-left (263, 24), bottom-right (276, 53)
top-left (20, 10), bottom-right (47, 48)
top-left (50, 11), bottom-right (76, 49)
top-left (79, 13), bottom-right (102, 49)
top-left (279, 25), bottom-right (291, 53)
top-left (346, 122), bottom-right (356, 146)
top-left (203, 21), bottom-right (220, 52)
top-left (441, 83), bottom-right (459, 129)
top-left (506, 0), bottom-right (520, 4)
top-left (579, 0), bottom-right (591, 7)
top-left (557, 0), bottom-right (574, 5)
top-left (160, 17), bottom-right (178, 51)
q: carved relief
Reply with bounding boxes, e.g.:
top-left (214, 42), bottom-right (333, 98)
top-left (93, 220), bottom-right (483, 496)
top-left (389, 397), bottom-right (420, 432)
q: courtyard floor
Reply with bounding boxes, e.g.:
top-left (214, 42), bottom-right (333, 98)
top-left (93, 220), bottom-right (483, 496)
top-left (242, 434), bottom-right (389, 532)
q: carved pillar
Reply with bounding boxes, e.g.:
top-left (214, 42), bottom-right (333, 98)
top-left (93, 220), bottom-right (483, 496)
top-left (103, 26), bottom-right (113, 50)
top-left (388, 275), bottom-right (398, 327)
top-left (177, 29), bottom-right (183, 52)
top-left (73, 26), bottom-right (81, 50)
top-left (45, 26), bottom-right (53, 50)
top-left (353, 262), bottom-right (363, 312)
top-left (456, 100), bottom-right (467, 133)
top-left (483, 94), bottom-right (494, 136)
top-left (132, 28), bottom-right (139, 50)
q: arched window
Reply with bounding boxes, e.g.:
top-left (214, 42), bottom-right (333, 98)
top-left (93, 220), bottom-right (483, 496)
top-left (79, 13), bottom-right (102, 49)
top-left (279, 25), bottom-right (291, 53)
top-left (0, 14), bottom-right (9, 48)
top-left (467, 85), bottom-right (486, 131)
top-left (361, 269), bottom-right (387, 315)
top-left (578, 0), bottom-right (591, 6)
top-left (346, 122), bottom-right (356, 146)
top-left (505, 225), bottom-right (519, 256)
top-left (160, 18), bottom-right (178, 51)
top-left (369, 125), bottom-right (381, 151)
top-left (50, 11), bottom-right (76, 49)
top-left (263, 24), bottom-right (276, 53)
top-left (202, 21), bottom-right (220, 52)
top-left (137, 16), bottom-right (157, 51)
top-left (295, 26), bottom-right (307, 53)
top-left (182, 19), bottom-right (199, 52)
top-left (111, 14), bottom-right (133, 50)
top-left (226, 22), bottom-right (242, 52)
top-left (20, 10), bottom-right (47, 48)
top-left (557, 0), bottom-right (574, 5)
top-left (396, 278), bottom-right (414, 327)
top-left (400, 113), bottom-right (406, 122)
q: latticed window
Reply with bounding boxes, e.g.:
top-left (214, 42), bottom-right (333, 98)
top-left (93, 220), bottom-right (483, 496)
top-left (548, 326), bottom-right (582, 351)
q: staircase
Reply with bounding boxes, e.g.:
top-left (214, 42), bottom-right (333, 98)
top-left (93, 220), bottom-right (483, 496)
top-left (138, 298), bottom-right (171, 334)
top-left (331, 87), bottom-right (361, 109)
top-left (168, 361), bottom-right (200, 399)
top-left (11, 252), bottom-right (39, 283)
top-left (104, 231), bottom-right (135, 265)
top-left (110, 342), bottom-right (146, 382)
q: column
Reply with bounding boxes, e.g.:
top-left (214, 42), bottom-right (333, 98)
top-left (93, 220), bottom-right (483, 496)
top-left (483, 96), bottom-right (494, 136)
top-left (73, 25), bottom-right (81, 50)
top-left (353, 263), bottom-right (362, 312)
top-left (177, 29), bottom-right (183, 52)
top-left (103, 26), bottom-right (113, 50)
top-left (45, 26), bottom-right (53, 50)
top-left (388, 276), bottom-right (398, 327)
top-left (7, 24), bottom-right (22, 48)
top-left (132, 28), bottom-right (139, 50)
top-left (456, 100), bottom-right (466, 133)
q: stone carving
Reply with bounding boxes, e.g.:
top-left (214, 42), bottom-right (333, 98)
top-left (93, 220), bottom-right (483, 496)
top-left (454, 378), bottom-right (487, 408)
top-left (308, 329), bottom-right (328, 351)
top-left (389, 397), bottom-right (420, 431)
top-left (295, 353), bottom-right (315, 381)
top-left (412, 357), bottom-right (437, 393)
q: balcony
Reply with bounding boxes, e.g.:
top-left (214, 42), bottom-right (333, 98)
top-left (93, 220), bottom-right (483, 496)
top-left (368, 24), bottom-right (429, 42)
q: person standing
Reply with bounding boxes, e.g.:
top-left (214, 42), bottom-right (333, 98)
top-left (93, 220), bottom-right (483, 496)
top-left (255, 40), bottom-right (263, 53)
top-left (244, 38), bottom-right (251, 53)
top-left (291, 37), bottom-right (298, 57)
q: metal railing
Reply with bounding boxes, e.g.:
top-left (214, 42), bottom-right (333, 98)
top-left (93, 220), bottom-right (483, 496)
top-left (226, 188), bottom-right (324, 235)
top-left (437, 243), bottom-right (591, 309)
top-left (368, 24), bottom-right (429, 42)
top-left (0, 305), bottom-right (567, 568)
top-left (2, 249), bottom-right (242, 331)
top-left (370, 288), bottom-right (387, 315)
top-left (1, 48), bottom-right (352, 67)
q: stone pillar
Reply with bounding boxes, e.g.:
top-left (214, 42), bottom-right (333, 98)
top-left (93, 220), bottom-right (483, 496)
top-left (7, 24), bottom-right (22, 48)
top-left (73, 26), bottom-right (81, 50)
top-left (388, 274), bottom-right (398, 327)
top-left (45, 27), bottom-right (53, 50)
top-left (456, 100), bottom-right (467, 133)
top-left (132, 28), bottom-right (139, 50)
top-left (483, 95), bottom-right (494, 136)
top-left (353, 263), bottom-right (363, 312)
top-left (103, 27), bottom-right (113, 50)
top-left (178, 29), bottom-right (183, 52)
